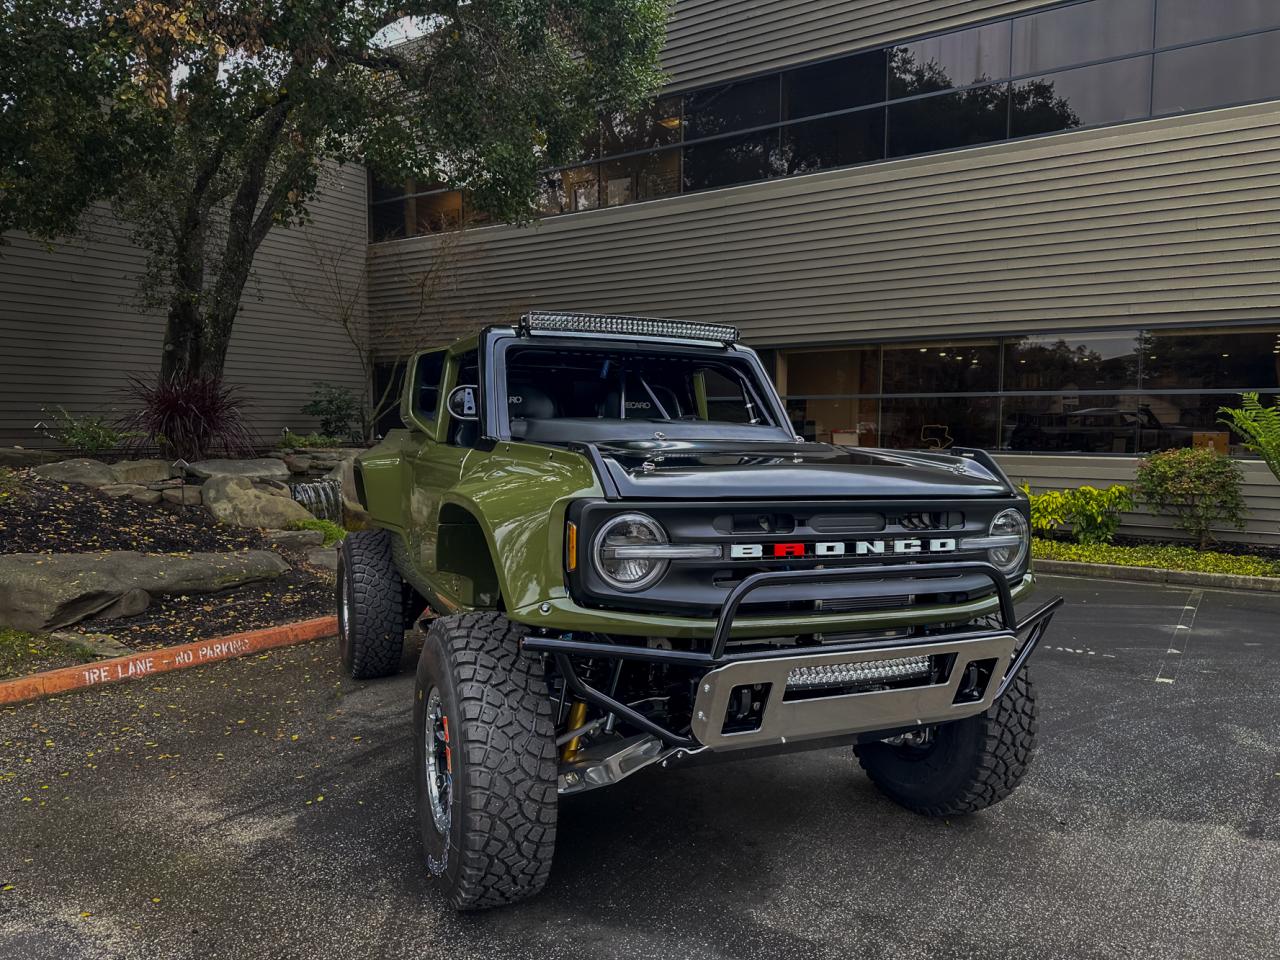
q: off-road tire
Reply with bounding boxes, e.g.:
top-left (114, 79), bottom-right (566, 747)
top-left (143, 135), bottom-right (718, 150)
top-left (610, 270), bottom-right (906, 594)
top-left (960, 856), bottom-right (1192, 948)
top-left (854, 671), bottom-right (1038, 817)
top-left (413, 612), bottom-right (558, 911)
top-left (335, 529), bottom-right (405, 679)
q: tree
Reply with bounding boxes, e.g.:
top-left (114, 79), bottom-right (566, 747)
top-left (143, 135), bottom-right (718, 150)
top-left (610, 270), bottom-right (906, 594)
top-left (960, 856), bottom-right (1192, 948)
top-left (1220, 392), bottom-right (1280, 483)
top-left (1, 0), bottom-right (667, 381)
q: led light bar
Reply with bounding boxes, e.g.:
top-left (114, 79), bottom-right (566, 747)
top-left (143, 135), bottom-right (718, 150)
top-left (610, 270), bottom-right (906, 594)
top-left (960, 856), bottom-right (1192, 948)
top-left (520, 311), bottom-right (740, 343)
top-left (786, 655), bottom-right (932, 690)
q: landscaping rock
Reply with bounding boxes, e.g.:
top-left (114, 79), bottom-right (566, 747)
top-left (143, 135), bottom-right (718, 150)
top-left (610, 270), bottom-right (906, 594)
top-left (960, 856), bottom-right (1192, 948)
top-left (306, 547), bottom-right (339, 573)
top-left (0, 447), bottom-right (61, 468)
top-left (32, 458), bottom-right (117, 488)
top-left (202, 476), bottom-right (313, 528)
top-left (186, 458), bottom-right (291, 482)
top-left (147, 478), bottom-right (184, 489)
top-left (110, 459), bottom-right (173, 484)
top-left (266, 529), bottom-right (325, 550)
top-left (284, 454), bottom-right (313, 474)
top-left (98, 587), bottom-right (152, 619)
top-left (253, 479), bottom-right (292, 498)
top-left (130, 489), bottom-right (163, 506)
top-left (51, 631), bottom-right (133, 659)
top-left (325, 460), bottom-right (358, 502)
top-left (100, 483), bottom-right (148, 499)
top-left (0, 550), bottom-right (290, 631)
top-left (162, 486), bottom-right (203, 506)
top-left (343, 498), bottom-right (371, 531)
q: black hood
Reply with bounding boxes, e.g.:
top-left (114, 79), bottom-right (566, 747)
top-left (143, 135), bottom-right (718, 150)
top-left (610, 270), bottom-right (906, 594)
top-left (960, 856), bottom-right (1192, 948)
top-left (589, 440), bottom-right (1014, 500)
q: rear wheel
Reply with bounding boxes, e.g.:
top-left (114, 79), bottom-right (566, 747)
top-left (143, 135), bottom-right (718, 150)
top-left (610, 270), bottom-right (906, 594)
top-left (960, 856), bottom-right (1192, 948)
top-left (854, 671), bottom-right (1038, 816)
top-left (335, 529), bottom-right (405, 679)
top-left (414, 612), bottom-right (558, 910)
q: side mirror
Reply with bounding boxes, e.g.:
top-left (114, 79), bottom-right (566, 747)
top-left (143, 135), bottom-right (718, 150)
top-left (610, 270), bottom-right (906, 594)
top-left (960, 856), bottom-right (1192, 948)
top-left (447, 385), bottom-right (480, 422)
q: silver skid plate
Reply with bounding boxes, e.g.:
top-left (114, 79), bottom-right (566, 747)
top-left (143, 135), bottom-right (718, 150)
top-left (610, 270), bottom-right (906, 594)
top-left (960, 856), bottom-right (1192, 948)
top-left (690, 633), bottom-right (1018, 751)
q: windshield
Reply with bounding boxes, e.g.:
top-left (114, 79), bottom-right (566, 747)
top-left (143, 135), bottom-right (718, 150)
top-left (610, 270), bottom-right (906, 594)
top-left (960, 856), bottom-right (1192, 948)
top-left (502, 343), bottom-right (787, 442)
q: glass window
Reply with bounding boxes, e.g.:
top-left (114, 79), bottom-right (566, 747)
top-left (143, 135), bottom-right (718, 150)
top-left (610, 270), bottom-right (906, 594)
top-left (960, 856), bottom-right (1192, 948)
top-left (891, 21), bottom-right (1011, 98)
top-left (537, 165), bottom-right (601, 215)
top-left (882, 341), bottom-right (1000, 394)
top-left (682, 130), bottom-right (781, 191)
top-left (1011, 56), bottom-right (1152, 137)
top-left (782, 50), bottom-right (888, 120)
top-left (784, 347), bottom-right (881, 395)
top-left (1153, 29), bottom-right (1280, 115)
top-left (414, 351), bottom-right (447, 420)
top-left (601, 150), bottom-right (681, 207)
top-left (781, 108), bottom-right (886, 174)
top-left (1156, 0), bottom-right (1280, 47)
top-left (1001, 394), bottom-right (1148, 453)
top-left (1012, 0), bottom-right (1155, 75)
top-left (684, 75), bottom-right (780, 139)
top-left (881, 397), bottom-right (998, 449)
top-left (888, 85), bottom-right (1010, 158)
top-left (788, 397), bottom-right (881, 446)
top-left (407, 191), bottom-right (462, 234)
top-left (1003, 331), bottom-right (1141, 390)
top-left (602, 96), bottom-right (684, 155)
top-left (1141, 326), bottom-right (1280, 389)
top-left (369, 201), bottom-right (408, 242)
top-left (369, 176), bottom-right (407, 204)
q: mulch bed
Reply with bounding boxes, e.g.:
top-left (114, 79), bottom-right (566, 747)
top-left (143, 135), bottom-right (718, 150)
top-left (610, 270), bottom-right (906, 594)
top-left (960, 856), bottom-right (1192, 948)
top-left (1, 471), bottom-right (334, 651)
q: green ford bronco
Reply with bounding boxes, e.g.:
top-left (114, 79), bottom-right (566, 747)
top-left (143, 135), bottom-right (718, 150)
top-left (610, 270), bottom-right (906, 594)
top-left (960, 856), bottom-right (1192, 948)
top-left (338, 312), bottom-right (1062, 910)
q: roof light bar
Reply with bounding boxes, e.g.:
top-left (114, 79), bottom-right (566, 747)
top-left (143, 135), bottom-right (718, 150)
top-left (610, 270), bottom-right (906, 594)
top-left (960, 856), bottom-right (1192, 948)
top-left (519, 311), bottom-right (740, 343)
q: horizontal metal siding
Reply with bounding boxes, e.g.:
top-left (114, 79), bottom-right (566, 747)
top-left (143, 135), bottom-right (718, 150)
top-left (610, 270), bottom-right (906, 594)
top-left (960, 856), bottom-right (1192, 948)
top-left (0, 165), bottom-right (369, 449)
top-left (663, 0), bottom-right (1060, 89)
top-left (367, 101), bottom-right (1280, 356)
top-left (996, 454), bottom-right (1280, 546)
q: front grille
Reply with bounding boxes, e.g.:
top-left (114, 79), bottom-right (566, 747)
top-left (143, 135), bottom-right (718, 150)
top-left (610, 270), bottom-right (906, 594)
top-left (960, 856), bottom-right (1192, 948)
top-left (817, 595), bottom-right (912, 612)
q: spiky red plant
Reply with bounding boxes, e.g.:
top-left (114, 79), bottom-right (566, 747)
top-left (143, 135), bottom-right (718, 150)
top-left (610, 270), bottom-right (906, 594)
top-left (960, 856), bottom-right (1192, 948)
top-left (122, 375), bottom-right (258, 462)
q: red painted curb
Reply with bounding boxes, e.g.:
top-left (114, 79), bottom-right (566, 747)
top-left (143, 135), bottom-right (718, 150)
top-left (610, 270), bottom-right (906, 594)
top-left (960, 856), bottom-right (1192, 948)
top-left (0, 616), bottom-right (338, 706)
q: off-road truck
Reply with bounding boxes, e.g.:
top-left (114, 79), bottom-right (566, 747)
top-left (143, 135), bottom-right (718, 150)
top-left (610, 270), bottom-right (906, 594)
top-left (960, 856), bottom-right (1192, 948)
top-left (338, 312), bottom-right (1062, 910)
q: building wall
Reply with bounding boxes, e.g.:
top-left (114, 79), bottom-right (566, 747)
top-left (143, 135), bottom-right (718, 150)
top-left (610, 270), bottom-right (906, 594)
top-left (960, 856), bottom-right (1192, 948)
top-left (0, 164), bottom-right (369, 449)
top-left (996, 454), bottom-right (1280, 546)
top-left (662, 0), bottom-right (1055, 89)
top-left (367, 99), bottom-right (1280, 354)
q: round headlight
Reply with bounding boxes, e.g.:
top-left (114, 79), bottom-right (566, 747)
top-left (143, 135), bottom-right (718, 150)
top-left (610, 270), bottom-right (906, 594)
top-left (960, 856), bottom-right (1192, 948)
top-left (988, 508), bottom-right (1029, 575)
top-left (593, 513), bottom-right (669, 591)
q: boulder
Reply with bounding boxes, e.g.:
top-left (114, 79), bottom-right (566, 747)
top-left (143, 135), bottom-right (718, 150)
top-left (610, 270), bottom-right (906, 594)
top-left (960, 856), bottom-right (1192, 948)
top-left (253, 479), bottom-right (292, 498)
top-left (0, 550), bottom-right (290, 631)
top-left (0, 447), bottom-right (62, 468)
top-left (130, 489), bottom-right (163, 506)
top-left (325, 460), bottom-right (359, 502)
top-left (266, 529), bottom-right (325, 550)
top-left (283, 454), bottom-right (313, 474)
top-left (32, 458), bottom-right (117, 488)
top-left (147, 478), bottom-right (184, 489)
top-left (51, 631), bottom-right (133, 659)
top-left (306, 547), bottom-right (339, 573)
top-left (186, 458), bottom-right (290, 482)
top-left (99, 483), bottom-right (148, 499)
top-left (110, 459), bottom-right (173, 484)
top-left (343, 498), bottom-right (371, 531)
top-left (161, 486), bottom-right (202, 506)
top-left (202, 475), bottom-right (313, 528)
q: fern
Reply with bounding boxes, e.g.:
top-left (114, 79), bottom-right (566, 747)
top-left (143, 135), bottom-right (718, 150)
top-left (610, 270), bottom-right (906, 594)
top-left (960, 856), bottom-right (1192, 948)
top-left (1219, 392), bottom-right (1280, 482)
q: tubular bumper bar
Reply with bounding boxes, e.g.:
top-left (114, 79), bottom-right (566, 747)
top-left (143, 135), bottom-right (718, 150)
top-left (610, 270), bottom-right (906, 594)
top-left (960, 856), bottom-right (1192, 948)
top-left (523, 562), bottom-right (1063, 751)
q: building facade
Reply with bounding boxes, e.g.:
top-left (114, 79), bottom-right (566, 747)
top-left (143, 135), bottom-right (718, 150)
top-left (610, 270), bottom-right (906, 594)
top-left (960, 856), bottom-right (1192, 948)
top-left (367, 0), bottom-right (1280, 543)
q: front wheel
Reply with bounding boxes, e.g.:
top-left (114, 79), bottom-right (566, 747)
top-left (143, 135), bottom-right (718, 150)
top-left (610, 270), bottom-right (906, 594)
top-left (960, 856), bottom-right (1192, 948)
top-left (854, 671), bottom-right (1038, 817)
top-left (413, 612), bottom-right (558, 910)
top-left (335, 530), bottom-right (405, 679)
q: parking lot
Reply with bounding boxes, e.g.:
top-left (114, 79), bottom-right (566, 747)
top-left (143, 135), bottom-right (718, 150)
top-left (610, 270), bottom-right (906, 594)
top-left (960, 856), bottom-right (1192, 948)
top-left (1, 574), bottom-right (1278, 960)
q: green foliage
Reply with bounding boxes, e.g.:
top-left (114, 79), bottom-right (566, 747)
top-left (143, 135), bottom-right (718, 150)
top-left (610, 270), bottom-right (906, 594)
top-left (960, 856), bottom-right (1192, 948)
top-left (1135, 448), bottom-right (1246, 549)
top-left (1220, 392), bottom-right (1280, 483)
top-left (0, 628), bottom-right (93, 681)
top-left (40, 405), bottom-right (130, 455)
top-left (288, 517), bottom-right (347, 546)
top-left (301, 384), bottom-right (359, 440)
top-left (0, 467), bottom-right (20, 503)
top-left (1032, 538), bottom-right (1280, 578)
top-left (1022, 483), bottom-right (1133, 544)
top-left (278, 431), bottom-right (347, 450)
top-left (2, 0), bottom-right (668, 382)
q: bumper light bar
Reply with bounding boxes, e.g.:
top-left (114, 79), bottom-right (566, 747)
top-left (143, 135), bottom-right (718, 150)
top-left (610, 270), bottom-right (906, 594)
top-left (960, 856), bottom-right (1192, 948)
top-left (786, 655), bottom-right (932, 690)
top-left (520, 311), bottom-right (740, 343)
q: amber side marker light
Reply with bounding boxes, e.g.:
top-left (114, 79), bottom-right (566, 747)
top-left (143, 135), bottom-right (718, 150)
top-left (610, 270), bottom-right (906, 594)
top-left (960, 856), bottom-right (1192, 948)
top-left (566, 521), bottom-right (578, 572)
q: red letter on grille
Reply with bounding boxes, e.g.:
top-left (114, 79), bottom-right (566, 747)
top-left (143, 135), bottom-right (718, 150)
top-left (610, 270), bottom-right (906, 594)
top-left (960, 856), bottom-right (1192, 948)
top-left (772, 543), bottom-right (805, 557)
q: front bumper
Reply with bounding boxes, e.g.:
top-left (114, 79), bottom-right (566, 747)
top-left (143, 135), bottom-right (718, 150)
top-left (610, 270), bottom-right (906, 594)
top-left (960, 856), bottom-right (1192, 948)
top-left (524, 561), bottom-right (1062, 754)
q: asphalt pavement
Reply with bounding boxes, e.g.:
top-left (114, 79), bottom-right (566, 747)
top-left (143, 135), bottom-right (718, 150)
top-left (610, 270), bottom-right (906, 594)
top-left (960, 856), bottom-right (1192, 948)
top-left (1, 574), bottom-right (1278, 960)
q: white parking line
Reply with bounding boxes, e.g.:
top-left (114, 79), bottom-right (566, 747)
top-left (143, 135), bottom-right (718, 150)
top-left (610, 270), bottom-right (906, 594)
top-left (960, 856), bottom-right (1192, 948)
top-left (1154, 590), bottom-right (1204, 685)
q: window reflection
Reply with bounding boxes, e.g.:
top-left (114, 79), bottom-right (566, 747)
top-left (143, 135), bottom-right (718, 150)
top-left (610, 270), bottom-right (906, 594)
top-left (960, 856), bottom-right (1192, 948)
top-left (602, 96), bottom-right (683, 155)
top-left (786, 347), bottom-right (881, 395)
top-left (1156, 0), bottom-right (1280, 46)
top-left (684, 76), bottom-right (780, 139)
top-left (781, 109), bottom-right (886, 174)
top-left (1154, 30), bottom-right (1280, 115)
top-left (683, 130), bottom-right (781, 190)
top-left (882, 341), bottom-right (1000, 394)
top-left (1012, 0), bottom-right (1155, 75)
top-left (888, 85), bottom-right (1010, 157)
top-left (783, 51), bottom-right (888, 120)
top-left (538, 166), bottom-right (601, 215)
top-left (890, 21), bottom-right (1011, 98)
top-left (1003, 331), bottom-right (1141, 391)
top-left (1141, 326), bottom-right (1280, 389)
top-left (1012, 57), bottom-right (1152, 136)
top-left (601, 150), bottom-right (681, 206)
top-left (881, 397), bottom-right (998, 449)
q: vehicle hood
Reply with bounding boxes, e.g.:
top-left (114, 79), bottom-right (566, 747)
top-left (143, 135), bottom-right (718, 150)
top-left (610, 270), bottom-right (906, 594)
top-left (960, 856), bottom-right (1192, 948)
top-left (589, 440), bottom-right (1014, 499)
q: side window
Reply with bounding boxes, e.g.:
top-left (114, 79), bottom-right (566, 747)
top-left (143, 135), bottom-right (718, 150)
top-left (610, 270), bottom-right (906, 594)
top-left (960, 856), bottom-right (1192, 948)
top-left (414, 351), bottom-right (446, 420)
top-left (447, 350), bottom-right (480, 447)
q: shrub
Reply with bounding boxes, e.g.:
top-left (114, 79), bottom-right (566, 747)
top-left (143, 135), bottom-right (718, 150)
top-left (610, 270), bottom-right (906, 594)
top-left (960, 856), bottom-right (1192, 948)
top-left (0, 467), bottom-right (19, 502)
top-left (1135, 447), bottom-right (1246, 548)
top-left (1022, 483), bottom-right (1133, 544)
top-left (1220, 392), bottom-right (1280, 484)
top-left (122, 375), bottom-right (256, 462)
top-left (39, 405), bottom-right (129, 455)
top-left (302, 383), bottom-right (359, 439)
top-left (288, 517), bottom-right (347, 546)
top-left (1032, 538), bottom-right (1280, 578)
top-left (278, 431), bottom-right (346, 450)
